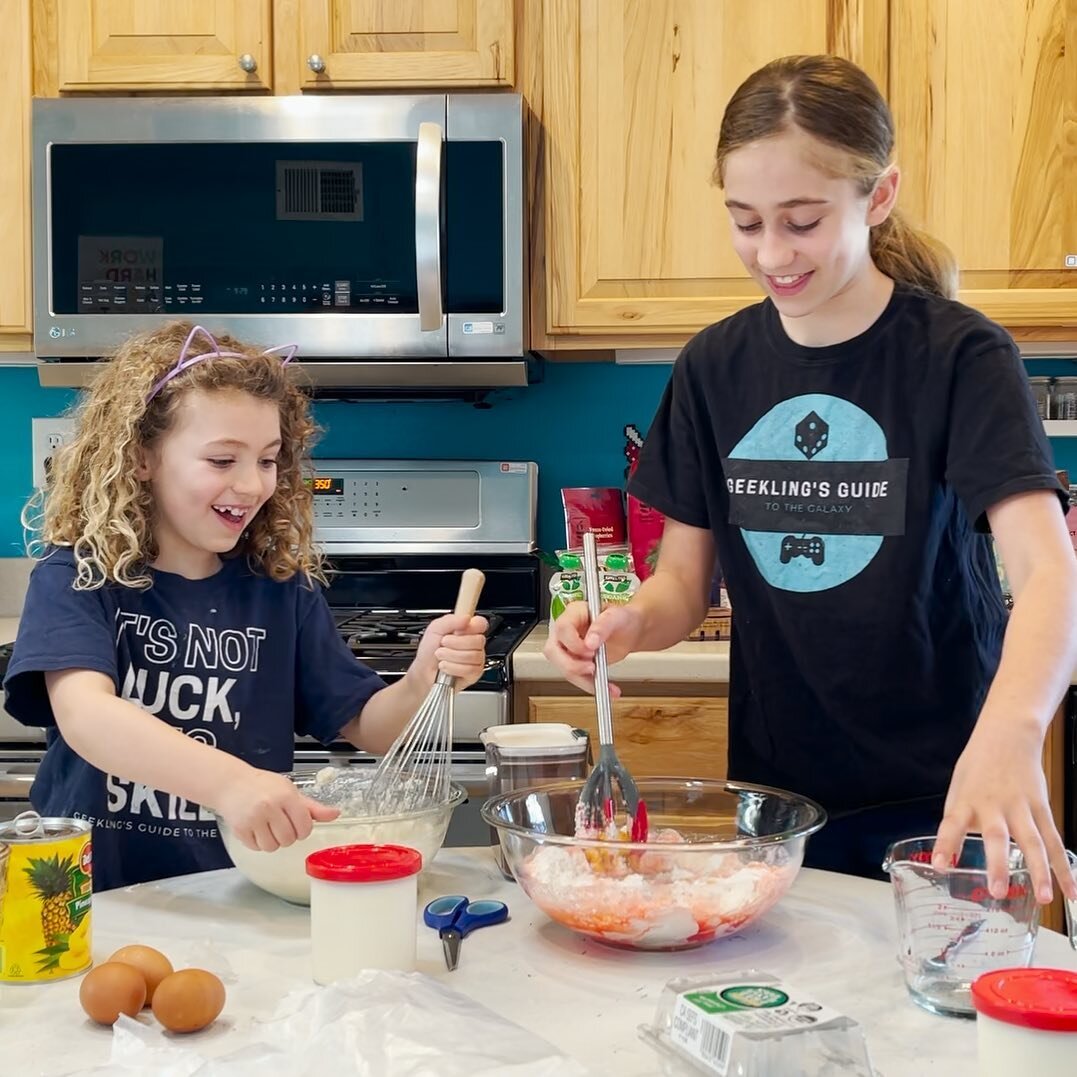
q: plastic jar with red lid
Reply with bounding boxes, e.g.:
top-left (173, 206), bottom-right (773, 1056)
top-left (972, 967), bottom-right (1077, 1076)
top-left (305, 843), bottom-right (422, 984)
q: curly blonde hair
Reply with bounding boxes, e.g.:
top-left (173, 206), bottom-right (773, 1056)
top-left (25, 321), bottom-right (325, 590)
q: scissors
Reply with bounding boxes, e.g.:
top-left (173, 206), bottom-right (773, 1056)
top-left (423, 894), bottom-right (508, 971)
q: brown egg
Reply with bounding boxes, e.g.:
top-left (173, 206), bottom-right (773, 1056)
top-left (108, 945), bottom-right (174, 1004)
top-left (151, 968), bottom-right (226, 1033)
top-left (79, 961), bottom-right (147, 1025)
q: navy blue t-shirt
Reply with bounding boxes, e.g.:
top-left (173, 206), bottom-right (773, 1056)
top-left (3, 548), bottom-right (385, 890)
top-left (629, 288), bottom-right (1067, 816)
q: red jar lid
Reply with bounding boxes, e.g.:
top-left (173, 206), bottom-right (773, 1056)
top-left (305, 843), bottom-right (422, 883)
top-left (972, 968), bottom-right (1077, 1032)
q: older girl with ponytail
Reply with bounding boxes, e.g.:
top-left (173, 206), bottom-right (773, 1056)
top-left (546, 55), bottom-right (1077, 903)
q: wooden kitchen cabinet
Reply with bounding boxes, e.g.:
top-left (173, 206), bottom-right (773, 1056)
top-left (531, 0), bottom-right (1077, 347)
top-left (524, 693), bottom-right (729, 781)
top-left (889, 0), bottom-right (1077, 328)
top-left (33, 0), bottom-right (274, 93)
top-left (0, 0), bottom-right (33, 351)
top-left (32, 0), bottom-right (515, 95)
top-left (274, 0), bottom-right (514, 93)
top-left (533, 0), bottom-right (889, 346)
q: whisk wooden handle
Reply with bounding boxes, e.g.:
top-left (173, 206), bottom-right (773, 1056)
top-left (453, 568), bottom-right (485, 619)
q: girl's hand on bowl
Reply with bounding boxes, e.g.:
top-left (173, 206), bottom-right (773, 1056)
top-left (215, 768), bottom-right (340, 852)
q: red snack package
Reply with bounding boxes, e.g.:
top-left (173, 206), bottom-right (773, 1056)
top-left (624, 424), bottom-right (666, 580)
top-left (561, 487), bottom-right (626, 550)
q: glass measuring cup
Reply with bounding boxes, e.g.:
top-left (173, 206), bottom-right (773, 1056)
top-left (882, 836), bottom-right (1040, 1018)
top-left (1067, 850), bottom-right (1077, 951)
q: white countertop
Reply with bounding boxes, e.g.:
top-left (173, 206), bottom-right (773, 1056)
top-left (513, 621), bottom-right (1077, 685)
top-left (4, 847), bottom-right (1075, 1076)
top-left (513, 622), bottom-right (731, 683)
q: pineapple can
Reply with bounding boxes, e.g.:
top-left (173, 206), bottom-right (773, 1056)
top-left (0, 814), bottom-right (92, 983)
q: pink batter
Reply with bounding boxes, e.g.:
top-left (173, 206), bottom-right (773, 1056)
top-left (517, 828), bottom-right (798, 949)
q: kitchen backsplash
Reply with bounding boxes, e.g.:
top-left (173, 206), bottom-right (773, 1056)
top-left (1, 359), bottom-right (1074, 562)
top-left (0, 361), bottom-right (673, 558)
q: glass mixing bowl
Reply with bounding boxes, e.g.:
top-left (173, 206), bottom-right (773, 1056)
top-left (217, 772), bottom-right (466, 905)
top-left (481, 777), bottom-right (826, 951)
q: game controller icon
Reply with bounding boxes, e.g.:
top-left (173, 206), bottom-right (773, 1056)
top-left (779, 535), bottom-right (825, 566)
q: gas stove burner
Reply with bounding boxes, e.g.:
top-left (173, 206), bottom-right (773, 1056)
top-left (333, 610), bottom-right (506, 652)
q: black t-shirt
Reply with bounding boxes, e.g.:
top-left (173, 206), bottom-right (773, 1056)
top-left (629, 288), bottom-right (1067, 815)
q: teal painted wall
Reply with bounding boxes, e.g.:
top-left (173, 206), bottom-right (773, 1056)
top-left (2, 358), bottom-right (1073, 558)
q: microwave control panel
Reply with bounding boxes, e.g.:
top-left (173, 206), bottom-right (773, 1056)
top-left (74, 278), bottom-right (406, 313)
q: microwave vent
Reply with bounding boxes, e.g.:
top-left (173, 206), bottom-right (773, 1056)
top-left (275, 161), bottom-right (363, 221)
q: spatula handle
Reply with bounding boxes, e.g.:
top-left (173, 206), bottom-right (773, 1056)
top-left (453, 568), bottom-right (486, 619)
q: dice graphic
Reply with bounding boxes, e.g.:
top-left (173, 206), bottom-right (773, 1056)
top-left (794, 411), bottom-right (829, 459)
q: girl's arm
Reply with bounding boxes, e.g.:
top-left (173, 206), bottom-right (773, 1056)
top-left (45, 669), bottom-right (338, 850)
top-left (338, 613), bottom-right (488, 754)
top-left (933, 489), bottom-right (1077, 902)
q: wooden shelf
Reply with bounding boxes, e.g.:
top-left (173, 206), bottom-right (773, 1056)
top-left (1044, 420), bottom-right (1077, 437)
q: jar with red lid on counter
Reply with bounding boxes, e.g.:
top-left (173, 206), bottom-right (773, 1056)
top-left (971, 967), bottom-right (1077, 1077)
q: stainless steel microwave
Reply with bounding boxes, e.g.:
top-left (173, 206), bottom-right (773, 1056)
top-left (32, 94), bottom-right (526, 392)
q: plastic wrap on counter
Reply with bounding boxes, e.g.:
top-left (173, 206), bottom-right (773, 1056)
top-left (638, 971), bottom-right (876, 1077)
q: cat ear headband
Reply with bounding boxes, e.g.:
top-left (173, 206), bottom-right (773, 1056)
top-left (146, 324), bottom-right (298, 403)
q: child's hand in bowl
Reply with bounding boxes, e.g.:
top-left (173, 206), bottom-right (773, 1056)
top-left (214, 767), bottom-right (339, 851)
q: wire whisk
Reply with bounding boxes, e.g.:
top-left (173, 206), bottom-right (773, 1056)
top-left (366, 568), bottom-right (486, 814)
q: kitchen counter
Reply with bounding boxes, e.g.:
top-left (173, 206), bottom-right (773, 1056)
top-left (4, 847), bottom-right (1075, 1076)
top-left (513, 620), bottom-right (1077, 685)
top-left (513, 621), bottom-right (731, 682)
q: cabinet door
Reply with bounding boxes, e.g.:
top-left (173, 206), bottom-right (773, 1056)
top-left (528, 696), bottom-right (729, 780)
top-left (38, 0), bottom-right (272, 92)
top-left (889, 0), bottom-right (1076, 327)
top-left (539, 0), bottom-right (888, 343)
top-left (0, 0), bottom-right (32, 349)
top-left (278, 0), bottom-right (514, 92)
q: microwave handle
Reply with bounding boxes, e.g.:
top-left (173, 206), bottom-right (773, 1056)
top-left (415, 121), bottom-right (444, 333)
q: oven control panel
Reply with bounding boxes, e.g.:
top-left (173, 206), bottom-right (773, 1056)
top-left (309, 460), bottom-right (537, 552)
top-left (308, 469), bottom-right (481, 526)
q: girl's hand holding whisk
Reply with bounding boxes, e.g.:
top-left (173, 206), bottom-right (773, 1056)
top-left (213, 767), bottom-right (340, 852)
top-left (406, 614), bottom-right (489, 692)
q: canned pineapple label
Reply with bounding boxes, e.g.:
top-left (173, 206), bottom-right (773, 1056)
top-left (0, 817), bottom-right (93, 983)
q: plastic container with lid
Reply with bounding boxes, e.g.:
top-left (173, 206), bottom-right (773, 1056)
top-left (480, 724), bottom-right (590, 879)
top-left (305, 843), bottom-right (422, 984)
top-left (972, 967), bottom-right (1077, 1077)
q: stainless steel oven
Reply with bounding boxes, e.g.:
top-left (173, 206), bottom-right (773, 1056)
top-left (32, 95), bottom-right (526, 392)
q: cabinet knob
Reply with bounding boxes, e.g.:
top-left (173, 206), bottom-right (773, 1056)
top-left (307, 54), bottom-right (326, 74)
top-left (238, 54), bottom-right (258, 73)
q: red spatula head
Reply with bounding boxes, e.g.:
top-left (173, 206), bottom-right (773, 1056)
top-left (630, 799), bottom-right (649, 843)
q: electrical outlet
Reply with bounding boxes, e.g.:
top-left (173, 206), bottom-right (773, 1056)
top-left (31, 418), bottom-right (76, 488)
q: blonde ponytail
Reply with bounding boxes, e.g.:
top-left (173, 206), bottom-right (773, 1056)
top-left (870, 211), bottom-right (958, 300)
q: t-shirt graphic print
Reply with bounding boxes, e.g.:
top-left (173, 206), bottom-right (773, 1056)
top-left (724, 393), bottom-right (909, 592)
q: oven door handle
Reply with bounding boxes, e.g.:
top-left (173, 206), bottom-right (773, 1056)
top-left (0, 771), bottom-right (36, 797)
top-left (415, 120), bottom-right (444, 333)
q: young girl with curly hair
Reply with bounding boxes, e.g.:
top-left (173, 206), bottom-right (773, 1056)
top-left (3, 322), bottom-right (487, 890)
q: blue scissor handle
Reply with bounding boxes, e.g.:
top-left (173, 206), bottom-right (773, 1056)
top-left (423, 895), bottom-right (508, 938)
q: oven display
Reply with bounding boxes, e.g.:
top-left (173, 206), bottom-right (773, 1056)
top-left (309, 476), bottom-right (344, 496)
